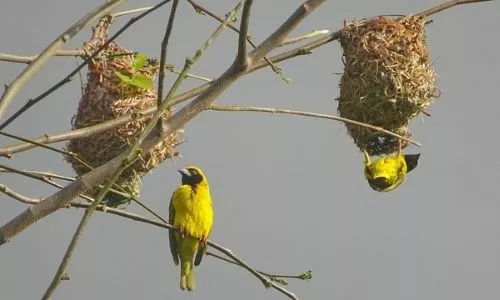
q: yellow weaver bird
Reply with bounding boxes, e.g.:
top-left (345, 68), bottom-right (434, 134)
top-left (169, 166), bottom-right (214, 291)
top-left (364, 150), bottom-right (420, 192)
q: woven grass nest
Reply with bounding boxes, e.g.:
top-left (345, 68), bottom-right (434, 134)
top-left (66, 19), bottom-right (181, 207)
top-left (337, 15), bottom-right (438, 156)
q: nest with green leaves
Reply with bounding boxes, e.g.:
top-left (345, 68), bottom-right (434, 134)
top-left (66, 19), bottom-right (181, 207)
top-left (337, 15), bottom-right (438, 156)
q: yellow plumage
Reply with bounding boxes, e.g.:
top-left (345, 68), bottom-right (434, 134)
top-left (364, 150), bottom-right (420, 192)
top-left (169, 166), bottom-right (214, 291)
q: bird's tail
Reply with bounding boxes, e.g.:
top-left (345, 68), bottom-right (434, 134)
top-left (180, 260), bottom-right (196, 291)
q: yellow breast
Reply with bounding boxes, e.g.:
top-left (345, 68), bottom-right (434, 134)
top-left (172, 185), bottom-right (213, 239)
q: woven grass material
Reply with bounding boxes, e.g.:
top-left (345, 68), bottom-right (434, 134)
top-left (338, 15), bottom-right (437, 156)
top-left (66, 18), bottom-right (181, 207)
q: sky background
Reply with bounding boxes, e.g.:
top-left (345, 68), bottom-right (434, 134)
top-left (1, 0), bottom-right (499, 299)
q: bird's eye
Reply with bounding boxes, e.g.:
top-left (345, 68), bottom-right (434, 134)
top-left (187, 168), bottom-right (199, 176)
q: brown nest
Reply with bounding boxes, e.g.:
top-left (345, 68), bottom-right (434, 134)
top-left (66, 18), bottom-right (181, 207)
top-left (337, 15), bottom-right (438, 156)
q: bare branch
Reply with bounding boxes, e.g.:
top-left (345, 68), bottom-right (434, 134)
top-left (0, 50), bottom-right (85, 64)
top-left (0, 184), bottom-right (41, 205)
top-left (186, 0), bottom-right (286, 80)
top-left (281, 29), bottom-right (330, 46)
top-left (209, 104), bottom-right (422, 147)
top-left (0, 164), bottom-right (96, 203)
top-left (0, 0), bottom-right (126, 122)
top-left (0, 0), bottom-right (174, 131)
top-left (249, 0), bottom-right (326, 63)
top-left (417, 0), bottom-right (494, 17)
top-left (236, 0), bottom-right (253, 67)
top-left (41, 161), bottom-right (129, 299)
top-left (206, 251), bottom-right (311, 284)
top-left (157, 0), bottom-right (181, 132)
top-left (111, 7), bottom-right (154, 18)
top-left (208, 241), bottom-right (299, 300)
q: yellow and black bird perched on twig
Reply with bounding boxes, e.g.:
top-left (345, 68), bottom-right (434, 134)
top-left (169, 166), bottom-right (214, 291)
top-left (363, 150), bottom-right (420, 192)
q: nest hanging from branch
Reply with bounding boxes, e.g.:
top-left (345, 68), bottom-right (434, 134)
top-left (66, 17), bottom-right (182, 207)
top-left (337, 15), bottom-right (438, 156)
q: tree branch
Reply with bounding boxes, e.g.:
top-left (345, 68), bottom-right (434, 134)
top-left (0, 0), bottom-right (126, 122)
top-left (187, 0), bottom-right (286, 81)
top-left (209, 104), bottom-right (421, 147)
top-left (417, 0), bottom-right (494, 17)
top-left (0, 0), bottom-right (174, 131)
top-left (249, 0), bottom-right (325, 63)
top-left (0, 50), bottom-right (85, 64)
top-left (236, 0), bottom-right (253, 67)
top-left (157, 0), bottom-right (180, 132)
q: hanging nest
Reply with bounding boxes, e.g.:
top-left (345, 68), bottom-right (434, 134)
top-left (337, 15), bottom-right (438, 156)
top-left (66, 17), bottom-right (182, 207)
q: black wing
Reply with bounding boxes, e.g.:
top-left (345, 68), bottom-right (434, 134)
top-left (404, 153), bottom-right (421, 173)
top-left (169, 199), bottom-right (179, 266)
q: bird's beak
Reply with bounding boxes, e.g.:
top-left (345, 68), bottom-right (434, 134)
top-left (178, 169), bottom-right (191, 178)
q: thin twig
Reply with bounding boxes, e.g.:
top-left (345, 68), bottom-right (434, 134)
top-left (41, 162), bottom-right (129, 299)
top-left (0, 131), bottom-right (92, 169)
top-left (206, 251), bottom-right (311, 284)
top-left (209, 104), bottom-right (422, 147)
top-left (0, 50), bottom-right (85, 64)
top-left (0, 184), bottom-right (41, 205)
top-left (0, 131), bottom-right (70, 158)
top-left (111, 7), bottom-right (154, 18)
top-left (248, 1), bottom-right (324, 63)
top-left (207, 240), bottom-right (299, 299)
top-left (159, 1), bottom-right (243, 107)
top-left (0, 0), bottom-right (174, 131)
top-left (417, 0), bottom-right (494, 17)
top-left (157, 0), bottom-right (180, 133)
top-left (166, 65), bottom-right (213, 82)
top-left (0, 164), bottom-right (95, 203)
top-left (280, 29), bottom-right (330, 46)
top-left (0, 0), bottom-right (126, 122)
top-left (186, 0), bottom-right (285, 80)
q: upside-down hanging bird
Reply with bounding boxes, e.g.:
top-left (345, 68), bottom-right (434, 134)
top-left (363, 150), bottom-right (420, 192)
top-left (169, 166), bottom-right (214, 291)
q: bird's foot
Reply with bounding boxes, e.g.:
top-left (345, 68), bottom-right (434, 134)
top-left (179, 227), bottom-right (186, 239)
top-left (199, 237), bottom-right (207, 248)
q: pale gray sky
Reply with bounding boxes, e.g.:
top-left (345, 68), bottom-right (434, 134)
top-left (1, 1), bottom-right (499, 300)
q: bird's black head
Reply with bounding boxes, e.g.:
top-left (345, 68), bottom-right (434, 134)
top-left (178, 167), bottom-right (205, 186)
top-left (404, 153), bottom-right (421, 173)
top-left (367, 177), bottom-right (392, 192)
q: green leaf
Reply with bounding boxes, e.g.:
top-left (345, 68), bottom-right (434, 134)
top-left (130, 75), bottom-right (153, 89)
top-left (115, 71), bottom-right (134, 84)
top-left (133, 53), bottom-right (149, 72)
